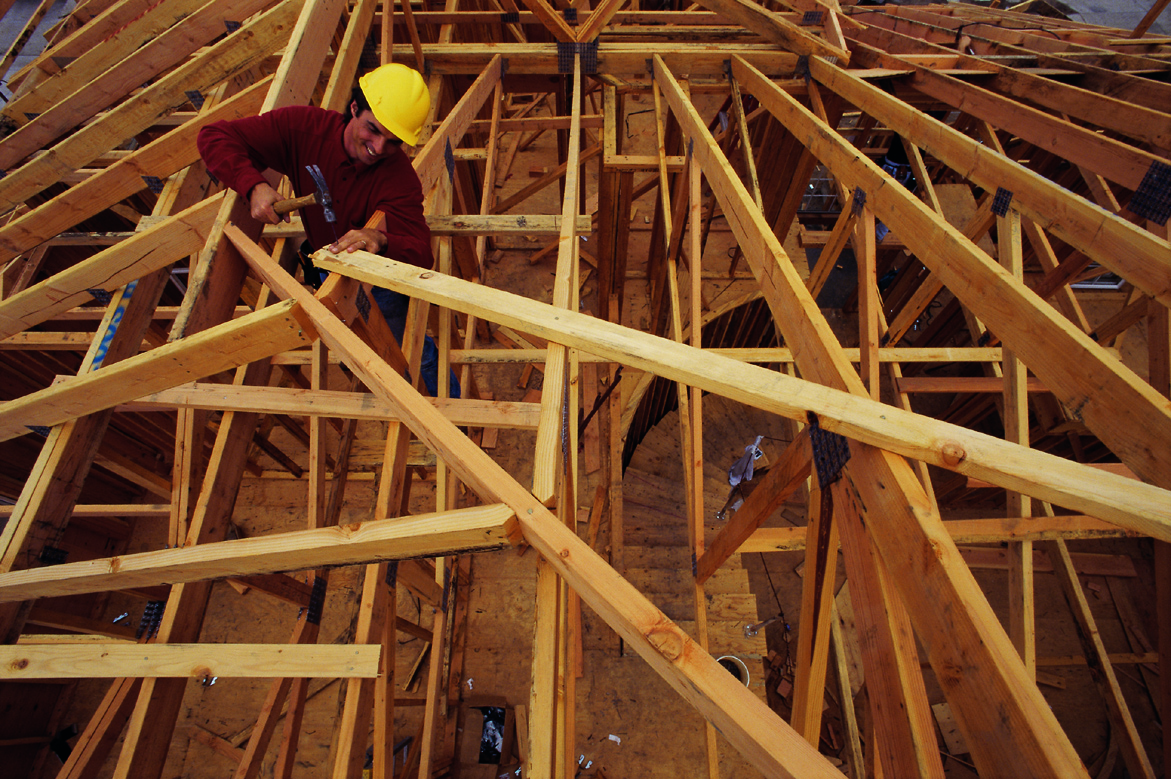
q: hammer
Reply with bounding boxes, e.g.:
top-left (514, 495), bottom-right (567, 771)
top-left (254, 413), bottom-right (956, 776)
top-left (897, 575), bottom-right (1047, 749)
top-left (305, 164), bottom-right (336, 226)
top-left (272, 192), bottom-right (317, 216)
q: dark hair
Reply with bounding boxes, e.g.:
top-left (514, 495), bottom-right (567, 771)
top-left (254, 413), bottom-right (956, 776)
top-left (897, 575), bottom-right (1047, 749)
top-left (349, 85), bottom-right (403, 145)
top-left (350, 85), bottom-right (371, 119)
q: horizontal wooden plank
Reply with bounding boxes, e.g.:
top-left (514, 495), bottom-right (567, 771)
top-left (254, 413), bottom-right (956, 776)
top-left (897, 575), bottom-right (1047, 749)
top-left (0, 504), bottom-right (517, 602)
top-left (0, 504), bottom-right (170, 519)
top-left (0, 643), bottom-right (380, 679)
top-left (0, 299), bottom-right (317, 443)
top-left (398, 42), bottom-right (799, 76)
top-left (742, 515), bottom-right (1139, 552)
top-left (958, 546), bottom-right (1136, 578)
top-left (123, 383), bottom-right (541, 429)
top-left (426, 214), bottom-right (591, 235)
top-left (896, 376), bottom-right (1050, 393)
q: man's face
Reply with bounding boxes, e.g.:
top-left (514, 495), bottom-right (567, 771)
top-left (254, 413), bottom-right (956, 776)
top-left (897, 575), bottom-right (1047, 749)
top-left (343, 104), bottom-right (401, 166)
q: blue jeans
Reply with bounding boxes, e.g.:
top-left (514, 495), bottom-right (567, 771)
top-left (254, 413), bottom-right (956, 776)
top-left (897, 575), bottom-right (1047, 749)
top-left (370, 287), bottom-right (461, 399)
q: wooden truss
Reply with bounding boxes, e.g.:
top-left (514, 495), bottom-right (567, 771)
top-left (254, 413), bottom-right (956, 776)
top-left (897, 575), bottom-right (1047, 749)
top-left (0, 0), bottom-right (1167, 777)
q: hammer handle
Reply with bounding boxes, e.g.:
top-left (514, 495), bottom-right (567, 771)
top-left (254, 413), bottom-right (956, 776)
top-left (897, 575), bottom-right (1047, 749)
top-left (273, 193), bottom-right (318, 215)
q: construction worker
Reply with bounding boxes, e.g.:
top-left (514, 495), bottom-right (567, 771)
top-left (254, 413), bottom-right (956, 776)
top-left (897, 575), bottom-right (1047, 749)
top-left (197, 63), bottom-right (459, 398)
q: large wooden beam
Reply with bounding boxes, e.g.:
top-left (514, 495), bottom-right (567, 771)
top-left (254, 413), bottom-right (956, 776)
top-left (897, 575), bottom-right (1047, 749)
top-left (392, 42), bottom-right (799, 77)
top-left (697, 430), bottom-right (811, 583)
top-left (126, 384), bottom-right (542, 429)
top-left (741, 515), bottom-right (1139, 553)
top-left (0, 299), bottom-right (316, 443)
top-left (690, 0), bottom-right (848, 60)
top-left (0, 644), bottom-right (381, 679)
top-left (412, 54), bottom-right (502, 194)
top-left (313, 251), bottom-right (1171, 543)
top-left (0, 504), bottom-right (516, 601)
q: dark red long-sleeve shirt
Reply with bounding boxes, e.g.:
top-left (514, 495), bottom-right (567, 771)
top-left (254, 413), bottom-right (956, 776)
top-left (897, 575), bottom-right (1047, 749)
top-left (197, 105), bottom-right (433, 268)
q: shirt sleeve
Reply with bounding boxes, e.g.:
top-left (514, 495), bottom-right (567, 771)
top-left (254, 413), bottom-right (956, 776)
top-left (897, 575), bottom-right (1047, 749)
top-left (373, 154), bottom-right (434, 269)
top-left (197, 109), bottom-right (298, 200)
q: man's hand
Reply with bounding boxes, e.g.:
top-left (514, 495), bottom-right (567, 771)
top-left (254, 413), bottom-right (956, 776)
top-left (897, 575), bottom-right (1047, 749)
top-left (329, 228), bottom-right (386, 255)
top-left (249, 182), bottom-right (288, 224)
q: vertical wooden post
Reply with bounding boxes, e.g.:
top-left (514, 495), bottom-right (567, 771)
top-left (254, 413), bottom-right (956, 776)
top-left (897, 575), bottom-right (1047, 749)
top-left (790, 475), bottom-right (840, 743)
top-left (855, 205), bottom-right (879, 398)
top-left (999, 208), bottom-right (1034, 678)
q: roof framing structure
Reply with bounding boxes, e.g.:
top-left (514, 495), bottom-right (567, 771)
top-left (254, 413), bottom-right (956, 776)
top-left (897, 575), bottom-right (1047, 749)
top-left (0, 0), bottom-right (1167, 777)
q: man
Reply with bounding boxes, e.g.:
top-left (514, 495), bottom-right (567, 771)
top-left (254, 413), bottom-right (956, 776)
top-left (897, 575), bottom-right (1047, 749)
top-left (197, 63), bottom-right (458, 397)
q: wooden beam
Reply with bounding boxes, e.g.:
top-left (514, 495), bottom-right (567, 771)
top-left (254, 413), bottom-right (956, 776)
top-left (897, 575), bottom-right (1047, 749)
top-left (903, 62), bottom-right (1170, 197)
top-left (835, 479), bottom-right (944, 778)
top-left (741, 515), bottom-right (1139, 552)
top-left (313, 253), bottom-right (1171, 542)
top-left (513, 0), bottom-right (576, 42)
top-left (689, 0), bottom-right (849, 60)
top-left (399, 42), bottom-right (799, 78)
top-left (0, 504), bottom-right (517, 601)
top-left (0, 299), bottom-right (317, 443)
top-left (126, 384), bottom-right (542, 428)
top-left (412, 54), bottom-right (503, 193)
top-left (532, 54), bottom-right (582, 504)
top-left (427, 213), bottom-right (591, 235)
top-left (662, 53), bottom-right (1082, 779)
top-left (0, 644), bottom-right (381, 679)
top-left (697, 430), bottom-right (811, 583)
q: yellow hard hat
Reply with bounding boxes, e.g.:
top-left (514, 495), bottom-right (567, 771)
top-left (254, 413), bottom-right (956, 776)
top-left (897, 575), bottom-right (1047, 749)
top-left (358, 64), bottom-right (430, 146)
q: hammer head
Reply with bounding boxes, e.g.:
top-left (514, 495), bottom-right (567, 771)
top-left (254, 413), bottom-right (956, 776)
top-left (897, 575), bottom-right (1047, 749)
top-left (305, 164), bottom-right (335, 224)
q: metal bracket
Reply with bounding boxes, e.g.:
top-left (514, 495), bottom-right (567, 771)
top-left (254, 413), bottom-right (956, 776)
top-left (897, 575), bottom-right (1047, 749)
top-left (556, 40), bottom-right (598, 74)
top-left (801, 9), bottom-right (823, 24)
top-left (386, 560), bottom-right (399, 588)
top-left (87, 288), bottom-right (113, 305)
top-left (441, 565), bottom-right (453, 612)
top-left (142, 175), bottom-right (165, 194)
top-left (562, 7), bottom-right (577, 23)
top-left (807, 412), bottom-right (851, 487)
top-left (26, 425), bottom-right (50, 437)
top-left (851, 187), bottom-right (866, 214)
top-left (1130, 159), bottom-right (1171, 225)
top-left (38, 546), bottom-right (68, 565)
top-left (991, 186), bottom-right (1014, 217)
top-left (500, 10), bottom-right (519, 23)
top-left (795, 55), bottom-right (811, 83)
top-left (136, 600), bottom-right (166, 640)
top-left (355, 285), bottom-right (371, 322)
top-left (305, 576), bottom-right (327, 625)
top-left (185, 90), bottom-right (205, 110)
top-left (444, 138), bottom-right (455, 182)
